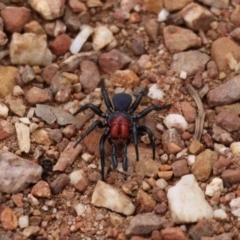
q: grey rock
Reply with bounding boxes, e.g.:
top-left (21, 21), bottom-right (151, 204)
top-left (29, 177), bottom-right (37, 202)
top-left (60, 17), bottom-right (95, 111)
top-left (0, 150), bottom-right (42, 193)
top-left (125, 212), bottom-right (166, 236)
top-left (50, 173), bottom-right (70, 194)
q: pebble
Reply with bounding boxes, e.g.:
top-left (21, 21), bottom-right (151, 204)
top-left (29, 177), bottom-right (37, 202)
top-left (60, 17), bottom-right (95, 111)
top-left (187, 155), bottom-right (196, 166)
top-left (53, 141), bottom-right (82, 172)
top-left (0, 150), bottom-right (42, 193)
top-left (22, 226), bottom-right (40, 238)
top-left (135, 158), bottom-right (160, 178)
top-left (91, 180), bottom-right (135, 216)
top-left (0, 119), bottom-right (15, 141)
top-left (179, 2), bottom-right (215, 31)
top-left (0, 65), bottom-right (19, 98)
top-left (216, 111), bottom-right (240, 132)
top-left (230, 142), bottom-right (240, 156)
top-left (191, 149), bottom-right (218, 181)
top-left (15, 122), bottom-right (30, 153)
top-left (19, 215), bottom-right (29, 229)
top-left (10, 33), bottom-right (53, 66)
top-left (221, 169), bottom-right (240, 184)
top-left (167, 174), bottom-right (213, 223)
top-left (145, 19), bottom-right (159, 43)
top-left (213, 209), bottom-right (228, 221)
top-left (144, 0), bottom-right (163, 14)
top-left (50, 174), bottom-right (70, 194)
top-left (31, 180), bottom-right (52, 198)
top-left (28, 0), bottom-right (65, 20)
top-left (164, 114), bottom-right (188, 132)
top-left (158, 8), bottom-right (169, 22)
top-left (230, 197), bottom-right (240, 219)
top-left (188, 220), bottom-right (214, 240)
top-left (163, 25), bottom-right (201, 53)
top-left (0, 206), bottom-right (18, 230)
top-left (172, 159), bottom-right (189, 177)
top-left (212, 156), bottom-right (231, 175)
top-left (181, 101), bottom-right (197, 124)
top-left (1, 6), bottom-right (31, 33)
top-left (32, 128), bottom-right (53, 146)
top-left (230, 5), bottom-right (240, 27)
top-left (49, 33), bottom-right (72, 56)
top-left (74, 203), bottom-right (86, 216)
top-left (188, 140), bottom-right (203, 155)
top-left (137, 189), bottom-right (156, 212)
top-left (156, 178), bottom-right (168, 189)
top-left (147, 83), bottom-right (164, 100)
top-left (92, 26), bottom-right (114, 51)
top-left (212, 124), bottom-right (233, 145)
top-left (199, 0), bottom-right (229, 8)
top-left (99, 49), bottom-right (132, 74)
top-left (161, 227), bottom-right (188, 240)
top-left (6, 96), bottom-right (26, 117)
top-left (70, 25), bottom-right (93, 54)
top-left (205, 177), bottom-right (224, 197)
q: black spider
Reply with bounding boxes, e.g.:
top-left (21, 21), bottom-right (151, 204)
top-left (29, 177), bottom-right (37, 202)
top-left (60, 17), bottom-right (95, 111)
top-left (73, 79), bottom-right (171, 180)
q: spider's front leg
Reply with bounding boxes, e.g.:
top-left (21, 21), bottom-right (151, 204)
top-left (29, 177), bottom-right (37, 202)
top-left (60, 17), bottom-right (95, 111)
top-left (131, 123), bottom-right (139, 161)
top-left (73, 104), bottom-right (107, 118)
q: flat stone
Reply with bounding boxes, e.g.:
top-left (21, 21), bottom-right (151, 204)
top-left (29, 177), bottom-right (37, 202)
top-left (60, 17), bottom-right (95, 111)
top-left (91, 180), bottom-right (135, 216)
top-left (172, 159), bottom-right (189, 177)
top-left (212, 156), bottom-right (232, 175)
top-left (221, 169), bottom-right (240, 184)
top-left (15, 122), bottom-right (30, 153)
top-left (167, 174), bottom-right (213, 223)
top-left (216, 111), bottom-right (240, 132)
top-left (135, 158), bottom-right (160, 178)
top-left (136, 189), bottom-right (156, 213)
top-left (161, 227), bottom-right (188, 240)
top-left (125, 212), bottom-right (166, 236)
top-left (188, 220), bottom-right (214, 240)
top-left (192, 149), bottom-right (218, 181)
top-left (0, 150), bottom-right (42, 193)
top-left (171, 50), bottom-right (210, 77)
top-left (199, 0), bottom-right (229, 8)
top-left (163, 25), bottom-right (201, 53)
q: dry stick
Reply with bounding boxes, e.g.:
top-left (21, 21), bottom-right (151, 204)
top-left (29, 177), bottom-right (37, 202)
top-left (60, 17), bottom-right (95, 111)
top-left (186, 83), bottom-right (206, 141)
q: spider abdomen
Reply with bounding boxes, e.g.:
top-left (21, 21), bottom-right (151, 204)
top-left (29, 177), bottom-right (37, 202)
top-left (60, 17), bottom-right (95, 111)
top-left (109, 115), bottom-right (131, 139)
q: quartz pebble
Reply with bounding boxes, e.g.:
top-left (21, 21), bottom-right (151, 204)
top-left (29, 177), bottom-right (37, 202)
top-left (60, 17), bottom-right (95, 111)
top-left (167, 174), bottom-right (213, 223)
top-left (147, 84), bottom-right (164, 100)
top-left (0, 102), bottom-right (9, 118)
top-left (230, 197), bottom-right (240, 219)
top-left (164, 114), bottom-right (188, 132)
top-left (205, 177), bottom-right (224, 197)
top-left (19, 215), bottom-right (29, 229)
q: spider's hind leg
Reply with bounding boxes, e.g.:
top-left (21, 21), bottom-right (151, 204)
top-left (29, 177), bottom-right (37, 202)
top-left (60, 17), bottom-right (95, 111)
top-left (100, 128), bottom-right (110, 181)
top-left (122, 138), bottom-right (131, 171)
top-left (131, 123), bottom-right (139, 161)
top-left (108, 137), bottom-right (118, 169)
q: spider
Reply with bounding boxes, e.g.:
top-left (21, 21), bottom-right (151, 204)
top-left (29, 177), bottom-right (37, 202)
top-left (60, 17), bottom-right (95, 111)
top-left (73, 79), bottom-right (171, 180)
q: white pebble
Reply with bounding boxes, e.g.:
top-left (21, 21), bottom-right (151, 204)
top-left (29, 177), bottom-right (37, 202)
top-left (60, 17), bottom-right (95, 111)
top-left (29, 123), bottom-right (39, 133)
top-left (81, 153), bottom-right (93, 162)
top-left (27, 107), bottom-right (35, 118)
top-left (156, 178), bottom-right (168, 189)
top-left (226, 52), bottom-right (238, 70)
top-left (13, 85), bottom-right (24, 96)
top-left (70, 25), bottom-right (93, 54)
top-left (69, 170), bottom-right (84, 185)
top-left (213, 209), bottom-right (228, 221)
top-left (187, 155), bottom-right (195, 165)
top-left (176, 148), bottom-right (188, 159)
top-left (27, 193), bottom-right (39, 206)
top-left (158, 8), bottom-right (169, 22)
top-left (163, 114), bottom-right (188, 132)
top-left (87, 163), bottom-right (97, 168)
top-left (74, 203), bottom-right (86, 216)
top-left (19, 215), bottom-right (29, 228)
top-left (180, 71), bottom-right (187, 79)
top-left (160, 153), bottom-right (168, 163)
top-left (0, 102), bottom-right (9, 118)
top-left (42, 205), bottom-right (49, 211)
top-left (230, 142), bottom-right (240, 156)
top-left (230, 197), bottom-right (240, 218)
top-left (19, 117), bottom-right (31, 124)
top-left (147, 84), bottom-right (164, 100)
top-left (205, 177), bottom-right (223, 197)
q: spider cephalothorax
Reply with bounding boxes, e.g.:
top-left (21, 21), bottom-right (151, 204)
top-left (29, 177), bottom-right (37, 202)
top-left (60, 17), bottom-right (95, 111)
top-left (73, 79), bottom-right (171, 180)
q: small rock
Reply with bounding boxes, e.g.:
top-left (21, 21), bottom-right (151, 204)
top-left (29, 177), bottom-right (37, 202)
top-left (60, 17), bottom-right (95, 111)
top-left (164, 0), bottom-right (191, 11)
top-left (152, 188), bottom-right (167, 203)
top-left (199, 0), bottom-right (229, 8)
top-left (48, 129), bottom-right (63, 143)
top-left (167, 174), bottom-right (213, 223)
top-left (125, 212), bottom-right (166, 237)
top-left (11, 193), bottom-right (24, 207)
top-left (205, 177), bottom-right (224, 197)
top-left (91, 180), bottom-right (135, 216)
top-left (211, 37), bottom-right (240, 71)
top-left (28, 0), bottom-right (65, 20)
top-left (147, 84), bottom-right (164, 100)
top-left (0, 103), bottom-right (9, 118)
top-left (6, 96), bottom-right (26, 117)
top-left (137, 189), bottom-right (156, 213)
top-left (156, 178), bottom-right (168, 189)
top-left (53, 141), bottom-right (82, 172)
top-left (1, 206), bottom-right (18, 230)
top-left (80, 60), bottom-right (100, 93)
top-left (164, 114), bottom-right (188, 132)
top-left (230, 142), bottom-right (240, 156)
top-left (230, 5), bottom-right (240, 27)
top-left (192, 71), bottom-right (203, 88)
top-left (0, 150), bottom-right (42, 193)
top-left (1, 6), bottom-right (31, 33)
top-left (25, 87), bottom-right (52, 105)
top-left (99, 49), bottom-right (132, 74)
top-left (158, 171), bottom-right (173, 180)
top-left (135, 158), bottom-right (160, 178)
top-left (69, 170), bottom-right (84, 185)
top-left (213, 209), bottom-right (228, 221)
top-left (172, 159), bottom-right (189, 177)
top-left (19, 215), bottom-right (29, 229)
top-left (145, 18), bottom-right (159, 43)
top-left (207, 61), bottom-right (218, 78)
top-left (181, 101), bottom-right (197, 123)
top-left (10, 33), bottom-right (53, 66)
top-left (178, 2), bottom-right (215, 31)
top-left (24, 20), bottom-right (45, 35)
top-left (163, 25), bottom-right (201, 53)
top-left (50, 174), bottom-right (70, 194)
top-left (161, 227), bottom-right (188, 240)
top-left (188, 220), bottom-right (214, 240)
top-left (132, 37), bottom-right (145, 56)
top-left (221, 169), bottom-right (240, 184)
top-left (144, 0), bottom-right (163, 14)
top-left (110, 69), bottom-right (140, 89)
top-left (230, 197), bottom-right (240, 218)
top-left (192, 149), bottom-right (218, 181)
top-left (41, 64), bottom-right (59, 85)
top-left (171, 50), bottom-right (210, 77)
top-left (0, 30), bottom-right (7, 46)
top-left (74, 203), bottom-right (86, 216)
top-left (92, 26), bottom-right (114, 51)
top-left (49, 34), bottom-right (72, 56)
top-left (31, 180), bottom-right (51, 198)
top-left (212, 156), bottom-right (232, 175)
top-left (15, 122), bottom-right (30, 153)
top-left (0, 119), bottom-right (15, 141)
top-left (22, 226), bottom-right (40, 238)
top-left (32, 129), bottom-right (53, 146)
top-left (212, 124), bottom-right (233, 145)
top-left (188, 140), bottom-right (203, 155)
top-left (216, 111), bottom-right (240, 132)
top-left (74, 178), bottom-right (88, 192)
top-left (68, 0), bottom-right (87, 12)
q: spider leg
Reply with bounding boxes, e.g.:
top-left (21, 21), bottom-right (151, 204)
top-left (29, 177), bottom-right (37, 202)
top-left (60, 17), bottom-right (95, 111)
top-left (133, 104), bottom-right (171, 120)
top-left (100, 78), bottom-right (115, 113)
top-left (108, 137), bottom-right (118, 169)
top-left (138, 125), bottom-right (156, 160)
top-left (131, 123), bottom-right (139, 161)
top-left (122, 138), bottom-right (131, 171)
top-left (128, 89), bottom-right (148, 114)
top-left (73, 104), bottom-right (107, 118)
top-left (100, 128), bottom-right (110, 181)
top-left (73, 120), bottom-right (106, 148)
